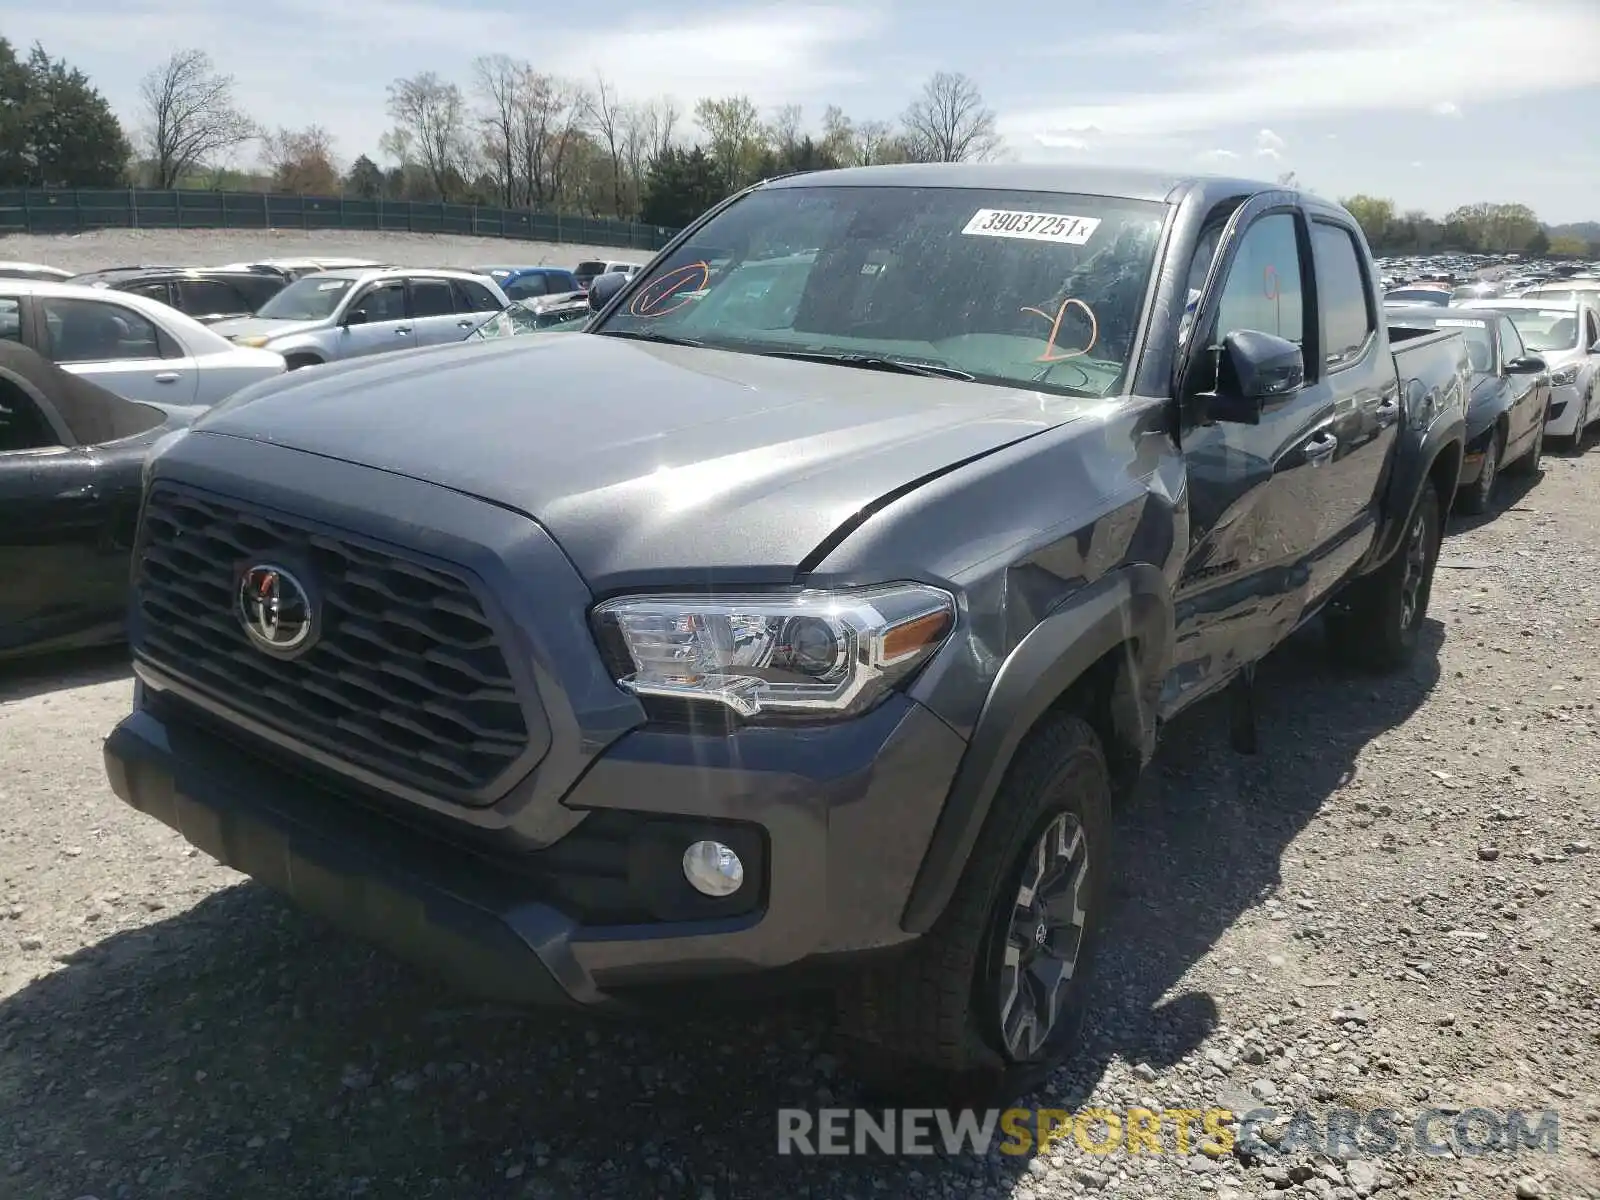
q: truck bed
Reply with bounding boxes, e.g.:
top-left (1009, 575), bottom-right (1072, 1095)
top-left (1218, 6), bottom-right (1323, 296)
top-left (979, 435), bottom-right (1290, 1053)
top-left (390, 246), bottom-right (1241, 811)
top-left (1388, 325), bottom-right (1470, 408)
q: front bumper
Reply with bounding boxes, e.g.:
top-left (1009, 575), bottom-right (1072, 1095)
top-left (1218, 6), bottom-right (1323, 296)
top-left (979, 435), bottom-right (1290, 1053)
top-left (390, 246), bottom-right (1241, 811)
top-left (1544, 383), bottom-right (1583, 437)
top-left (105, 685), bottom-right (966, 1005)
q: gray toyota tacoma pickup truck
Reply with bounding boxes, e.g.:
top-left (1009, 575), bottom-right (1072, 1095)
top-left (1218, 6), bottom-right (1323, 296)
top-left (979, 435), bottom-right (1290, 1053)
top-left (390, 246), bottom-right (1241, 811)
top-left (105, 165), bottom-right (1468, 1100)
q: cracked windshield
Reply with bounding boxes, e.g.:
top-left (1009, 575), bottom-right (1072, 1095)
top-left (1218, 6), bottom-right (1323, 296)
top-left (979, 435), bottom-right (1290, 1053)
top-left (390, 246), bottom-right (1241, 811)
top-left (593, 188), bottom-right (1164, 397)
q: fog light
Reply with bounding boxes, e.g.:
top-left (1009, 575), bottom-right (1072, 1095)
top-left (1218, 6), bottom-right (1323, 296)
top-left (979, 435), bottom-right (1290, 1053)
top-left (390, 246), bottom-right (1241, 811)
top-left (683, 840), bottom-right (744, 897)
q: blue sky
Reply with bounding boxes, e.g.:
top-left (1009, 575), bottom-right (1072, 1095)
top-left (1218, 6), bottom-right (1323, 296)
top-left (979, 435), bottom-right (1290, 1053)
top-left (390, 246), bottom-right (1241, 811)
top-left (9, 0), bottom-right (1600, 224)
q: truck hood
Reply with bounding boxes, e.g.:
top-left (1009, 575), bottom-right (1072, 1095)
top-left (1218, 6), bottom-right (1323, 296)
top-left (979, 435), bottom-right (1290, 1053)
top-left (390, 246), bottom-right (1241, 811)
top-left (191, 333), bottom-right (1093, 589)
top-left (208, 315), bottom-right (325, 341)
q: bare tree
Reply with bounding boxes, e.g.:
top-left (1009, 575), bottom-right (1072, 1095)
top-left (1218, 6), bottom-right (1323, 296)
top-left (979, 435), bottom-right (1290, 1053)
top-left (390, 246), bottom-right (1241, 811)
top-left (639, 97), bottom-right (681, 163)
top-left (549, 83), bottom-right (591, 208)
top-left (509, 74), bottom-right (587, 207)
top-left (387, 72), bottom-right (469, 200)
top-left (473, 54), bottom-right (524, 207)
top-left (767, 104), bottom-right (804, 159)
top-left (620, 104), bottom-right (651, 217)
top-left (820, 104), bottom-right (855, 163)
top-left (585, 73), bottom-right (626, 217)
top-left (261, 125), bottom-right (339, 195)
top-left (854, 119), bottom-right (902, 166)
top-left (138, 49), bottom-right (257, 188)
top-left (900, 71), bottom-right (1001, 163)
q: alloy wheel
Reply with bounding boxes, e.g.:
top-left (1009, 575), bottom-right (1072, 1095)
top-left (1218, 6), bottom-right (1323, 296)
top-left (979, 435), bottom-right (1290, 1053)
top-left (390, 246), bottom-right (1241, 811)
top-left (1399, 505), bottom-right (1430, 632)
top-left (997, 812), bottom-right (1090, 1059)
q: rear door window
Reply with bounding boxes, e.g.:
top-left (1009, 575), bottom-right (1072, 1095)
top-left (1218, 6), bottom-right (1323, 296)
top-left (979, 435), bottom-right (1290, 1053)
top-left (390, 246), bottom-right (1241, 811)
top-left (1310, 221), bottom-right (1375, 371)
top-left (234, 275), bottom-right (287, 311)
top-left (453, 279), bottom-right (503, 312)
top-left (41, 298), bottom-right (166, 363)
top-left (409, 279), bottom-right (457, 317)
top-left (504, 274), bottom-right (547, 300)
top-left (178, 279), bottom-right (249, 317)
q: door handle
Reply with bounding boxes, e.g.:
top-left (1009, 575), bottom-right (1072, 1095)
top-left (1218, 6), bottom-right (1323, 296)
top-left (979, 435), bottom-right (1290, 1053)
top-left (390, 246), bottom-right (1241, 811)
top-left (153, 372), bottom-right (180, 383)
top-left (457, 319), bottom-right (474, 328)
top-left (394, 327), bottom-right (412, 335)
top-left (1303, 431), bottom-right (1338, 464)
top-left (57, 483), bottom-right (98, 501)
top-left (1374, 397), bottom-right (1401, 427)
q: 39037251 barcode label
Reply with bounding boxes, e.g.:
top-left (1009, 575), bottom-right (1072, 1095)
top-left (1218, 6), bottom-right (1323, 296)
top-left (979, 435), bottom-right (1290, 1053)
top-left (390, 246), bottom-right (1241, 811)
top-left (961, 209), bottom-right (1102, 245)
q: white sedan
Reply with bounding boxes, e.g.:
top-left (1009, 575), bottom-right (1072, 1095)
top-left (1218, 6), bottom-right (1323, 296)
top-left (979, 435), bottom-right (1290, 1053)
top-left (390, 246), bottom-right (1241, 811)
top-left (0, 280), bottom-right (285, 407)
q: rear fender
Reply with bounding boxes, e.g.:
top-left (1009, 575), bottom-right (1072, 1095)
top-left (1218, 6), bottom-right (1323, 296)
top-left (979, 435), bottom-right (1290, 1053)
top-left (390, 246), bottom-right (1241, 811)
top-left (1369, 422), bottom-right (1463, 569)
top-left (900, 564), bottom-right (1172, 934)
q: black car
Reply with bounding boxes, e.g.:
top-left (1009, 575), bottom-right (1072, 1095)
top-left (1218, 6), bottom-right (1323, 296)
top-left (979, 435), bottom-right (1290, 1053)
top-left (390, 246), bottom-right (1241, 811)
top-left (106, 165), bottom-right (1468, 1101)
top-left (63, 266), bottom-right (290, 325)
top-left (0, 341), bottom-right (197, 659)
top-left (1387, 305), bottom-right (1550, 513)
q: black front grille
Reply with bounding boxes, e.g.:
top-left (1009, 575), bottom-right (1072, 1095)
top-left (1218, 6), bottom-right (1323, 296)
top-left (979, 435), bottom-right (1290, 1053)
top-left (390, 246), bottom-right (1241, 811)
top-left (135, 484), bottom-right (531, 799)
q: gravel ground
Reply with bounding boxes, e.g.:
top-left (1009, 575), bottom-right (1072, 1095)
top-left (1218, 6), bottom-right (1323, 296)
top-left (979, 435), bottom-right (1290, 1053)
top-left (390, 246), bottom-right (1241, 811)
top-left (2, 452), bottom-right (1599, 1199)
top-left (0, 228), bottom-right (636, 275)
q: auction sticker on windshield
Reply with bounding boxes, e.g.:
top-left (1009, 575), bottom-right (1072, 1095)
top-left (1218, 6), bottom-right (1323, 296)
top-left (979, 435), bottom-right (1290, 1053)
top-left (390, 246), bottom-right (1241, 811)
top-left (962, 209), bottom-right (1101, 245)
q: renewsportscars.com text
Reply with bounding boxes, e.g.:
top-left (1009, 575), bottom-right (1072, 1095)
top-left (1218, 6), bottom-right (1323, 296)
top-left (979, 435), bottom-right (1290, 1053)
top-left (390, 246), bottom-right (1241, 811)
top-left (776, 1106), bottom-right (1561, 1158)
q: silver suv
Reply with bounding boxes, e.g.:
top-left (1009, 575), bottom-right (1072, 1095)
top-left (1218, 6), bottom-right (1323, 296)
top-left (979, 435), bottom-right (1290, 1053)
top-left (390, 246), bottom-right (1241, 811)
top-left (210, 267), bottom-right (510, 369)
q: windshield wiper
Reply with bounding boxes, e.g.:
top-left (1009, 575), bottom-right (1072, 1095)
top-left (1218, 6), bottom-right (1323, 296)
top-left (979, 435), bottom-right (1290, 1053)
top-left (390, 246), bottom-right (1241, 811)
top-left (758, 349), bottom-right (976, 381)
top-left (594, 329), bottom-right (707, 348)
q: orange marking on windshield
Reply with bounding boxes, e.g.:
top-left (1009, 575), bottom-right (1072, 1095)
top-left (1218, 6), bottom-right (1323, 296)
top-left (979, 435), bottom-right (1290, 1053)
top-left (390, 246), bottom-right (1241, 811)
top-left (1020, 298), bottom-right (1099, 361)
top-left (629, 262), bottom-right (711, 318)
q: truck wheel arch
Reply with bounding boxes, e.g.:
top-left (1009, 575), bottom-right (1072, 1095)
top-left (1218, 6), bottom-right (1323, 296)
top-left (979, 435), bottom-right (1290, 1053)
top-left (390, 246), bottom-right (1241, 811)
top-left (900, 564), bottom-right (1173, 934)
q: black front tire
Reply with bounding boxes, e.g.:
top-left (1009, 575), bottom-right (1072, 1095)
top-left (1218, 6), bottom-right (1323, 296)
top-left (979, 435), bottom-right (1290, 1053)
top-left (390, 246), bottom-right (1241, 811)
top-left (1326, 483), bottom-right (1442, 673)
top-left (1506, 417), bottom-right (1545, 477)
top-left (1455, 433), bottom-right (1499, 515)
top-left (836, 713), bottom-right (1112, 1105)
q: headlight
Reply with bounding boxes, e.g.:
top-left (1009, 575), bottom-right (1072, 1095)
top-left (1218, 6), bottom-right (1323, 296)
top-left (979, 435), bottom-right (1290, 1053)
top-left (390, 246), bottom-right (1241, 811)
top-left (593, 583), bottom-right (956, 720)
top-left (1549, 365), bottom-right (1578, 387)
top-left (232, 335), bottom-right (270, 348)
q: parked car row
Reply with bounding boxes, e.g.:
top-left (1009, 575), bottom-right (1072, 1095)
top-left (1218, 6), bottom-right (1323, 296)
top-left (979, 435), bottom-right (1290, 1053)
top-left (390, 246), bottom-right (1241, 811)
top-left (0, 250), bottom-right (642, 404)
top-left (0, 280), bottom-right (286, 406)
top-left (1381, 282), bottom-right (1600, 477)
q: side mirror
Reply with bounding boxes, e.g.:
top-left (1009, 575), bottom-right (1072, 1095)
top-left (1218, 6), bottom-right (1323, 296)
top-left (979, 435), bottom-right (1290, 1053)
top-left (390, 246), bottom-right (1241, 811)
top-left (1504, 355), bottom-right (1546, 375)
top-left (1205, 330), bottom-right (1306, 424)
top-left (1590, 338), bottom-right (1600, 354)
top-left (343, 309), bottom-right (370, 327)
top-left (588, 272), bottom-right (627, 312)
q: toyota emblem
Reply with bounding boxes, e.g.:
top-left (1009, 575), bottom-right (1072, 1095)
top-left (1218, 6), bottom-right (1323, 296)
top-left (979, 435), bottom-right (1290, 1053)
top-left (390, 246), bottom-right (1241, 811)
top-left (237, 563), bottom-right (314, 656)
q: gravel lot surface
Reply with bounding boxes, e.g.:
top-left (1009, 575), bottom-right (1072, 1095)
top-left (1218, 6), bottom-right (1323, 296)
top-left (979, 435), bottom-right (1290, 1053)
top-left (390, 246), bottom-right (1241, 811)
top-left (0, 228), bottom-right (634, 275)
top-left (2, 449), bottom-right (1599, 1199)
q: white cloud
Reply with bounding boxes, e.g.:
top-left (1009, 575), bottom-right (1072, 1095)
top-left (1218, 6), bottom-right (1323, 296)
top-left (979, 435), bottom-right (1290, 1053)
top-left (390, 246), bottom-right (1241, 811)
top-left (1197, 149), bottom-right (1240, 164)
top-left (998, 0), bottom-right (1600, 143)
top-left (1033, 122), bottom-right (1100, 151)
top-left (1255, 128), bottom-right (1287, 153)
top-left (1430, 100), bottom-right (1462, 117)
